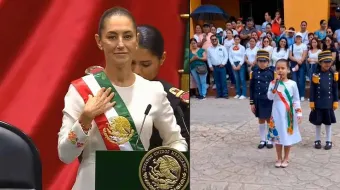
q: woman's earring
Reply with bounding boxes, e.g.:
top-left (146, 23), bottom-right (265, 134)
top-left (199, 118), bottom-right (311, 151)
top-left (98, 46), bottom-right (103, 50)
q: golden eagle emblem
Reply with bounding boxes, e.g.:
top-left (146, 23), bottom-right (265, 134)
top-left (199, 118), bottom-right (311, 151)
top-left (139, 147), bottom-right (189, 190)
top-left (103, 116), bottom-right (134, 145)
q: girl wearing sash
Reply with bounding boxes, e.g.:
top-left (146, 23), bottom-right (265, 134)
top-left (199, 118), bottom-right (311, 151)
top-left (57, 7), bottom-right (187, 190)
top-left (133, 24), bottom-right (190, 149)
top-left (267, 59), bottom-right (302, 168)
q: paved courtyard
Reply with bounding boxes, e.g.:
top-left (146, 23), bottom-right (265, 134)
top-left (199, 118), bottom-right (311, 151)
top-left (190, 97), bottom-right (340, 190)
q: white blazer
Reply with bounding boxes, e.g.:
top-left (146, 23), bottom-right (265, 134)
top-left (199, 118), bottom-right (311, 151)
top-left (58, 74), bottom-right (187, 190)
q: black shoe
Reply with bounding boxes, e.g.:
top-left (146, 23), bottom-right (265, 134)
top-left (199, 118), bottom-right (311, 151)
top-left (258, 141), bottom-right (266, 149)
top-left (314, 140), bottom-right (321, 149)
top-left (266, 143), bottom-right (273, 149)
top-left (324, 141), bottom-right (332, 150)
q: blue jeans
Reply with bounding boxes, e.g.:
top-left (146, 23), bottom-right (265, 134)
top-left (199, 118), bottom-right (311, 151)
top-left (191, 68), bottom-right (207, 97)
top-left (291, 63), bottom-right (306, 98)
top-left (232, 63), bottom-right (247, 97)
top-left (212, 65), bottom-right (228, 97)
top-left (309, 63), bottom-right (317, 81)
top-left (226, 61), bottom-right (235, 84)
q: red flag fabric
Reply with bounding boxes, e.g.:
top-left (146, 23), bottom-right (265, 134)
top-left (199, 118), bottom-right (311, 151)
top-left (0, 0), bottom-right (188, 189)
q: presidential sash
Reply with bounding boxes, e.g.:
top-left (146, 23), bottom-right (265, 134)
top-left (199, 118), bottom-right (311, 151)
top-left (71, 71), bottom-right (144, 151)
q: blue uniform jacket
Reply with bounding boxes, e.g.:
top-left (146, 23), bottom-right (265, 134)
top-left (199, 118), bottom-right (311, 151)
top-left (310, 70), bottom-right (339, 109)
top-left (250, 66), bottom-right (275, 105)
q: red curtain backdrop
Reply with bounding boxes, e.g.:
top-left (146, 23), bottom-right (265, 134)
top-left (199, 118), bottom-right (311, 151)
top-left (0, 0), bottom-right (188, 189)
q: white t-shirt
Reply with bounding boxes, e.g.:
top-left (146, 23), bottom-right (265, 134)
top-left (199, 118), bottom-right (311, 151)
top-left (299, 31), bottom-right (309, 45)
top-left (245, 46), bottom-right (259, 64)
top-left (272, 47), bottom-right (289, 66)
top-left (290, 43), bottom-right (308, 60)
top-left (308, 49), bottom-right (321, 64)
top-left (223, 38), bottom-right (234, 51)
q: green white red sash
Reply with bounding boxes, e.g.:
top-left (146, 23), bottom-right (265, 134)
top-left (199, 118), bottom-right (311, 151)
top-left (71, 71), bottom-right (144, 151)
top-left (276, 81), bottom-right (294, 135)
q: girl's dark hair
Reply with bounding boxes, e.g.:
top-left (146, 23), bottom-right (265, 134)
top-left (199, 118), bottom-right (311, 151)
top-left (249, 37), bottom-right (257, 43)
top-left (301, 21), bottom-right (307, 25)
top-left (309, 38), bottom-right (321, 50)
top-left (266, 23), bottom-right (272, 27)
top-left (262, 36), bottom-right (270, 48)
top-left (308, 32), bottom-right (314, 37)
top-left (277, 37), bottom-right (288, 52)
top-left (276, 59), bottom-right (291, 79)
top-left (190, 38), bottom-right (197, 43)
top-left (234, 35), bottom-right (241, 40)
top-left (320, 19), bottom-right (326, 25)
top-left (137, 25), bottom-right (164, 59)
top-left (98, 7), bottom-right (137, 38)
top-left (322, 35), bottom-right (335, 51)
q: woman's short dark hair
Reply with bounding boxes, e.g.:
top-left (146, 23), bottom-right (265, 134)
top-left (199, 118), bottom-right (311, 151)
top-left (190, 38), bottom-right (197, 43)
top-left (249, 37), bottom-right (257, 43)
top-left (98, 7), bottom-right (137, 38)
top-left (301, 21), bottom-right (307, 25)
top-left (137, 25), bottom-right (164, 59)
top-left (234, 35), bottom-right (241, 40)
top-left (320, 19), bottom-right (326, 25)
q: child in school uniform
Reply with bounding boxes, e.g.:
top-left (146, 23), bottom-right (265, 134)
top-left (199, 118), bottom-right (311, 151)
top-left (267, 58), bottom-right (303, 168)
top-left (249, 50), bottom-right (275, 149)
top-left (309, 50), bottom-right (339, 150)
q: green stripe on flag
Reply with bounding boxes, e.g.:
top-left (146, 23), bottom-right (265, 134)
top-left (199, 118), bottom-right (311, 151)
top-left (280, 81), bottom-right (294, 132)
top-left (94, 71), bottom-right (144, 151)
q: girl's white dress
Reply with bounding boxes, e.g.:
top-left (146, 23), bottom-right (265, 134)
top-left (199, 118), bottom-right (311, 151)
top-left (267, 79), bottom-right (302, 146)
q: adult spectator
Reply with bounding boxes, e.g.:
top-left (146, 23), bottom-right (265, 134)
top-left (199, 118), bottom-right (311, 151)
top-left (193, 24), bottom-right (202, 42)
top-left (299, 21), bottom-right (309, 45)
top-left (260, 23), bottom-right (275, 40)
top-left (262, 12), bottom-right (272, 32)
top-left (240, 17), bottom-right (258, 47)
top-left (223, 21), bottom-right (238, 39)
top-left (328, 6), bottom-right (340, 32)
top-left (198, 23), bottom-right (213, 50)
top-left (289, 32), bottom-right (308, 101)
top-left (207, 35), bottom-right (229, 98)
top-left (314, 20), bottom-right (328, 41)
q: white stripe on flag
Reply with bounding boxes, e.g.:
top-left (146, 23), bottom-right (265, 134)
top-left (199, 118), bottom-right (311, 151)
top-left (82, 75), bottom-right (133, 151)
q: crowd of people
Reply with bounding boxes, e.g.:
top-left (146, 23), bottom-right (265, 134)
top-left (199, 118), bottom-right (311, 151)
top-left (189, 9), bottom-right (339, 168)
top-left (190, 9), bottom-right (340, 101)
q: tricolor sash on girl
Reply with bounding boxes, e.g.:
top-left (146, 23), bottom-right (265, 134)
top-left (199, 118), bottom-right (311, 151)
top-left (71, 71), bottom-right (144, 151)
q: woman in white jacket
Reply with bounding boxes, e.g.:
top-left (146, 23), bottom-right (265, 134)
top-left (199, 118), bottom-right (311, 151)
top-left (272, 37), bottom-right (289, 66)
top-left (57, 7), bottom-right (187, 190)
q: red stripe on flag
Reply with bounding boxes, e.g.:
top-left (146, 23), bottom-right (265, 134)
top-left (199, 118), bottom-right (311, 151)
top-left (71, 78), bottom-right (120, 150)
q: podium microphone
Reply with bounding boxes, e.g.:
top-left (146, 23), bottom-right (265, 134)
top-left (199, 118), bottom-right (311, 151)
top-left (135, 104), bottom-right (152, 147)
top-left (175, 106), bottom-right (189, 136)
